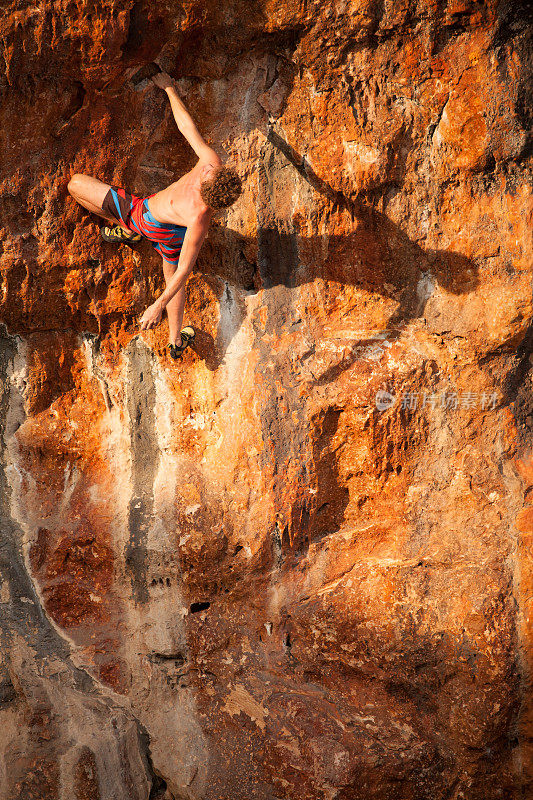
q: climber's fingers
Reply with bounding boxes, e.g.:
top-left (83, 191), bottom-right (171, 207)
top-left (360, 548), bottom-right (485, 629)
top-left (151, 71), bottom-right (174, 90)
top-left (139, 302), bottom-right (163, 330)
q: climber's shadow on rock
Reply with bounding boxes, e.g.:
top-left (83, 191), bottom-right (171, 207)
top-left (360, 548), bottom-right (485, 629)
top-left (196, 129), bottom-right (478, 374)
top-left (261, 129), bottom-right (478, 298)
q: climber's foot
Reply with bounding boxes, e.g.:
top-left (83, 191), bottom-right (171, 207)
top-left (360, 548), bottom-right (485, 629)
top-left (168, 326), bottom-right (195, 360)
top-left (100, 225), bottom-right (141, 246)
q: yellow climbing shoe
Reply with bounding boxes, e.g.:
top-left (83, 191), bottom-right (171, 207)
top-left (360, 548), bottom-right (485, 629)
top-left (100, 225), bottom-right (141, 245)
top-left (168, 326), bottom-right (196, 359)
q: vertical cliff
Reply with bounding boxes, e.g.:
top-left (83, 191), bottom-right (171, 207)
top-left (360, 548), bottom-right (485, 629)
top-left (0, 1), bottom-right (532, 798)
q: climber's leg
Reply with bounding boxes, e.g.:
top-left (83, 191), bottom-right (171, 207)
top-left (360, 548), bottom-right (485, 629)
top-left (67, 173), bottom-right (132, 234)
top-left (161, 256), bottom-right (196, 360)
top-left (68, 174), bottom-right (117, 222)
top-left (162, 257), bottom-right (187, 347)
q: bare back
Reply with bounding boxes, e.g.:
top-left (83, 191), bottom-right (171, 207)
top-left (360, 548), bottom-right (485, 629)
top-left (148, 159), bottom-right (220, 228)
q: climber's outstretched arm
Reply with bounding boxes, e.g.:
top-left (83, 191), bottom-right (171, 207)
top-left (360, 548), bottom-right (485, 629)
top-left (138, 220), bottom-right (210, 331)
top-left (152, 72), bottom-right (222, 165)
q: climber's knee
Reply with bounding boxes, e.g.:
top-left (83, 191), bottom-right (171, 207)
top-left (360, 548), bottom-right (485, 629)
top-left (67, 174), bottom-right (111, 212)
top-left (67, 173), bottom-right (86, 197)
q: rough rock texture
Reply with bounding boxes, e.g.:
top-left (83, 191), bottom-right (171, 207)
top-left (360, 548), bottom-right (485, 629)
top-left (0, 1), bottom-right (532, 798)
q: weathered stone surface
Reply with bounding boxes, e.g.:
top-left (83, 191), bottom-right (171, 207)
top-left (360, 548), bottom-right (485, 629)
top-left (0, 0), bottom-right (532, 798)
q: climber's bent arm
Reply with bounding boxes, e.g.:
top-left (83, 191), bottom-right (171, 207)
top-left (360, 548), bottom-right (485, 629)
top-left (138, 222), bottom-right (208, 331)
top-left (158, 221), bottom-right (209, 307)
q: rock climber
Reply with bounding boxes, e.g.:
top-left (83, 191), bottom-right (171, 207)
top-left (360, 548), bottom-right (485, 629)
top-left (67, 71), bottom-right (242, 359)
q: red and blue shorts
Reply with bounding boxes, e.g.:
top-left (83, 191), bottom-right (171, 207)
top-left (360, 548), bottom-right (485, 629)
top-left (102, 185), bottom-right (186, 265)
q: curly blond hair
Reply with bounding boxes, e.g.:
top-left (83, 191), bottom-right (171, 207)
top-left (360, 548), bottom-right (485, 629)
top-left (200, 166), bottom-right (242, 210)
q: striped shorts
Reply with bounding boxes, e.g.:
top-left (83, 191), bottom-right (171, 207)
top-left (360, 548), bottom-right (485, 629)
top-left (102, 185), bottom-right (187, 265)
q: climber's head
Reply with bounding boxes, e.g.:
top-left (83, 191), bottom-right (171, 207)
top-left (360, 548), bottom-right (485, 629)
top-left (200, 165), bottom-right (242, 211)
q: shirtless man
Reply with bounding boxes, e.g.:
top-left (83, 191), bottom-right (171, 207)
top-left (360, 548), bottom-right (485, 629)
top-left (67, 71), bottom-right (242, 358)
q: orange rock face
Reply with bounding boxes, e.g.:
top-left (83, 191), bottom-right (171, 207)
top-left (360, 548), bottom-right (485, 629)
top-left (0, 1), bottom-right (532, 798)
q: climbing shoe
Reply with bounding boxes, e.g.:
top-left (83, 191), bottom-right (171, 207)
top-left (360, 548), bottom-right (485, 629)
top-left (168, 326), bottom-right (195, 359)
top-left (100, 225), bottom-right (141, 246)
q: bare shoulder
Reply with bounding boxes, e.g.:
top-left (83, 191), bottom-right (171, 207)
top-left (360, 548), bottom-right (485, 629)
top-left (187, 209), bottom-right (212, 237)
top-left (197, 147), bottom-right (223, 168)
